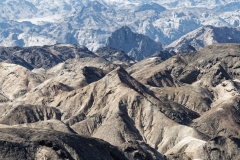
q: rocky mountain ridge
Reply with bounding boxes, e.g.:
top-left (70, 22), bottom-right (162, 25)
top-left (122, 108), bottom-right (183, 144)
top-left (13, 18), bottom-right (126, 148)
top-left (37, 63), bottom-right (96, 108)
top-left (0, 43), bottom-right (240, 159)
top-left (167, 25), bottom-right (240, 52)
top-left (106, 26), bottom-right (163, 61)
top-left (1, 1), bottom-right (240, 51)
top-left (0, 44), bottom-right (96, 69)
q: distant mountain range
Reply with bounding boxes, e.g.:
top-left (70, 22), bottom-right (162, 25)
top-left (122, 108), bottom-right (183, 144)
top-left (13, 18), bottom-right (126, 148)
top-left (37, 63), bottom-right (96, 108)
top-left (1, 0), bottom-right (240, 52)
top-left (166, 25), bottom-right (240, 52)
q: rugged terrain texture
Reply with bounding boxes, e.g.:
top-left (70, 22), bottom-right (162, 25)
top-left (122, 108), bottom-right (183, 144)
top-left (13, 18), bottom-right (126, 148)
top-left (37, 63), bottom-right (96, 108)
top-left (0, 44), bottom-right (96, 69)
top-left (167, 26), bottom-right (240, 52)
top-left (1, 1), bottom-right (240, 51)
top-left (106, 26), bottom-right (163, 61)
top-left (95, 47), bottom-right (136, 65)
top-left (1, 43), bottom-right (240, 159)
top-left (0, 127), bottom-right (130, 160)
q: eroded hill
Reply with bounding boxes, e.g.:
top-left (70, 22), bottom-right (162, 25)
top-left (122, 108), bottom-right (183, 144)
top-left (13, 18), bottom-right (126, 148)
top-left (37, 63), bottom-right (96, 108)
top-left (0, 43), bottom-right (240, 159)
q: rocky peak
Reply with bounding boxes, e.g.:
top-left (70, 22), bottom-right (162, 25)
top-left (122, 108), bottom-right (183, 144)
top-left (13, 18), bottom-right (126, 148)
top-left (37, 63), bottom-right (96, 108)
top-left (106, 26), bottom-right (164, 61)
top-left (1, 43), bottom-right (240, 159)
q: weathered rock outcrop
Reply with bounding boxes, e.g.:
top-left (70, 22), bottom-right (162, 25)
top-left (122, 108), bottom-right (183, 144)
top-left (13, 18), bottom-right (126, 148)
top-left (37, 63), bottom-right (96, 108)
top-left (106, 26), bottom-right (163, 61)
top-left (0, 44), bottom-right (97, 69)
top-left (0, 104), bottom-right (61, 125)
top-left (95, 47), bottom-right (136, 66)
top-left (0, 127), bottom-right (129, 160)
top-left (1, 43), bottom-right (240, 159)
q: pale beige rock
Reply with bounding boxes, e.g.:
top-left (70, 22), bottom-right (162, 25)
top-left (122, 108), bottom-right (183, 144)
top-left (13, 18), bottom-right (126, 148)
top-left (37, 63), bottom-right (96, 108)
top-left (0, 63), bottom-right (45, 100)
top-left (1, 44), bottom-right (240, 159)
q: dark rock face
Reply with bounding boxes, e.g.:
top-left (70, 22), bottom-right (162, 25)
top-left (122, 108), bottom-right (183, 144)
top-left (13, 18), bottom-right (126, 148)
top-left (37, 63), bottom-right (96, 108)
top-left (166, 153), bottom-right (191, 160)
top-left (0, 44), bottom-right (97, 69)
top-left (178, 68), bottom-right (200, 84)
top-left (121, 141), bottom-right (166, 160)
top-left (0, 93), bottom-right (9, 103)
top-left (82, 66), bottom-right (107, 84)
top-left (7, 55), bottom-right (34, 70)
top-left (150, 50), bottom-right (176, 60)
top-left (146, 70), bottom-right (175, 87)
top-left (0, 127), bottom-right (129, 160)
top-left (106, 26), bottom-right (163, 61)
top-left (173, 45), bottom-right (196, 54)
top-left (95, 47), bottom-right (136, 64)
top-left (202, 136), bottom-right (240, 160)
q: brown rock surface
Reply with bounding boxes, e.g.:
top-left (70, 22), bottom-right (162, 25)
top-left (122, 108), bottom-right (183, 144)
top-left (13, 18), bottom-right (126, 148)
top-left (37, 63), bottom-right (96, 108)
top-left (0, 104), bottom-right (61, 125)
top-left (1, 44), bottom-right (240, 159)
top-left (0, 127), bottom-right (129, 160)
top-left (0, 63), bottom-right (45, 100)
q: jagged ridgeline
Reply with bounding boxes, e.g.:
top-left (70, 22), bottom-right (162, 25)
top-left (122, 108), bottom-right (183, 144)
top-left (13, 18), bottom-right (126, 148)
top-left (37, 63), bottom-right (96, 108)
top-left (1, 0), bottom-right (240, 51)
top-left (0, 43), bottom-right (240, 159)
